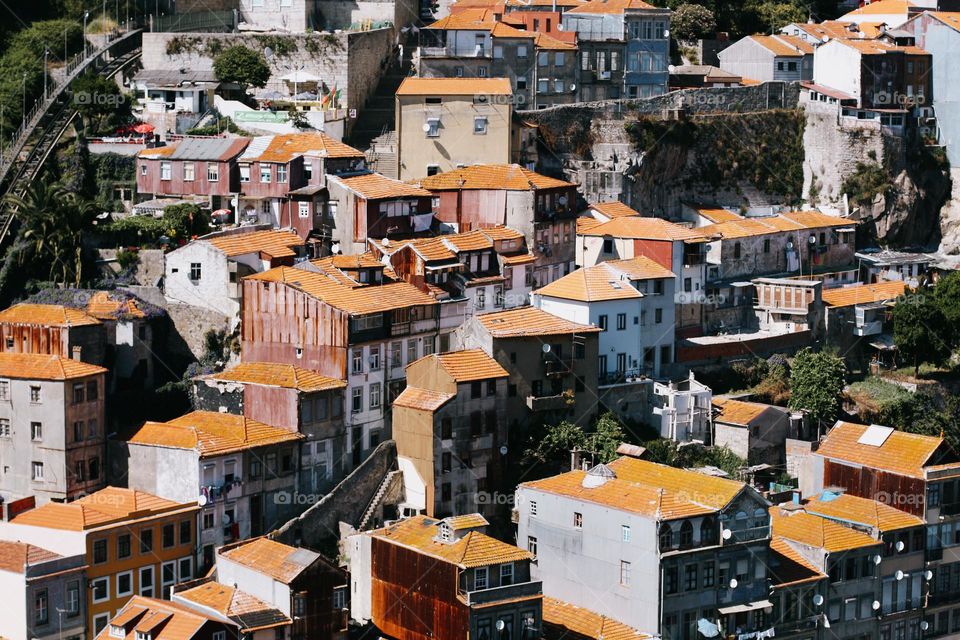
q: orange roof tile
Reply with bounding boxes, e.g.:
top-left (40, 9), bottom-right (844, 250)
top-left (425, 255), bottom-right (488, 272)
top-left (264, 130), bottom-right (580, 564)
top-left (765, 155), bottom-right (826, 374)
top-left (577, 216), bottom-right (705, 241)
top-left (219, 537), bottom-right (321, 583)
top-left (208, 362), bottom-right (345, 392)
top-left (0, 353), bottom-right (107, 381)
top-left (332, 172), bottom-right (432, 200)
top-left (94, 596), bottom-right (220, 640)
top-left (247, 267), bottom-right (438, 315)
top-left (203, 229), bottom-right (304, 258)
top-left (770, 506), bottom-right (879, 552)
top-left (326, 253), bottom-right (385, 270)
top-left (769, 538), bottom-right (826, 587)
top-left (0, 541), bottom-right (61, 573)
top-left (605, 256), bottom-right (676, 280)
top-left (928, 12), bottom-right (960, 32)
top-left (392, 386), bottom-right (456, 411)
top-left (534, 32), bottom-right (578, 50)
top-left (430, 349), bottom-right (509, 382)
top-left (396, 77), bottom-right (513, 96)
top-left (477, 306), bottom-right (601, 337)
top-left (128, 411), bottom-right (302, 458)
top-left (834, 38), bottom-right (928, 55)
top-left (0, 303), bottom-right (100, 327)
top-left (535, 265), bottom-right (642, 302)
top-left (748, 34), bottom-right (814, 57)
top-left (543, 597), bottom-right (650, 640)
top-left (693, 207), bottom-right (744, 223)
top-left (85, 291), bottom-right (148, 320)
top-left (790, 19), bottom-right (884, 39)
top-left (445, 514), bottom-right (490, 530)
top-left (816, 421), bottom-right (948, 479)
top-left (371, 515), bottom-right (533, 568)
top-left (240, 133), bottom-right (363, 163)
top-left (175, 582), bottom-right (291, 632)
top-left (821, 281), bottom-right (906, 308)
top-left (12, 488), bottom-right (195, 532)
top-left (805, 492), bottom-right (923, 532)
top-left (698, 211), bottom-right (849, 240)
top-left (843, 0), bottom-right (914, 17)
top-left (712, 397), bottom-right (776, 426)
top-left (417, 164), bottom-right (574, 191)
top-left (566, 0), bottom-right (656, 15)
top-left (589, 201), bottom-right (641, 219)
top-left (501, 252), bottom-right (536, 265)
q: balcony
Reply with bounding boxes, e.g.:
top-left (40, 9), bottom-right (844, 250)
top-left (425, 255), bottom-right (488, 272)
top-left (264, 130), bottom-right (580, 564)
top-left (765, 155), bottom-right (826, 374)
top-left (599, 369), bottom-right (649, 386)
top-left (723, 525), bottom-right (769, 545)
top-left (463, 580), bottom-right (542, 606)
top-left (526, 393), bottom-right (574, 412)
top-left (420, 46), bottom-right (488, 58)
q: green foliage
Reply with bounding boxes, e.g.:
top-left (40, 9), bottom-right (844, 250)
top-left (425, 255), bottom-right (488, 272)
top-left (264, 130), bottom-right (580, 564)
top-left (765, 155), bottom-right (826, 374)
top-left (731, 358), bottom-right (770, 389)
top-left (788, 348), bottom-right (846, 427)
top-left (933, 272), bottom-right (960, 343)
top-left (588, 413), bottom-right (627, 463)
top-left (115, 247), bottom-right (140, 271)
top-left (162, 203), bottom-right (211, 240)
top-left (841, 161), bottom-right (894, 207)
top-left (253, 34), bottom-right (298, 58)
top-left (893, 294), bottom-right (951, 376)
top-left (213, 45), bottom-right (271, 89)
top-left (751, 0), bottom-right (808, 32)
top-left (104, 204), bottom-right (211, 247)
top-left (523, 420), bottom-right (587, 467)
top-left (671, 3), bottom-right (717, 40)
top-left (186, 116), bottom-right (247, 136)
top-left (72, 72), bottom-right (132, 133)
top-left (643, 439), bottom-right (747, 478)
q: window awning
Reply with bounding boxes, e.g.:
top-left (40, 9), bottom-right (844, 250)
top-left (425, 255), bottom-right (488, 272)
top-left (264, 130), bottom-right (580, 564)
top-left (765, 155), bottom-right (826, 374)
top-left (717, 600), bottom-right (773, 615)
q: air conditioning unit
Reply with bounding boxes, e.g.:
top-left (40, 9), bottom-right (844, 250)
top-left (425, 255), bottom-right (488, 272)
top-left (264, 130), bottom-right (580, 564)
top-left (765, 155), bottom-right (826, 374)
top-left (599, 71), bottom-right (612, 80)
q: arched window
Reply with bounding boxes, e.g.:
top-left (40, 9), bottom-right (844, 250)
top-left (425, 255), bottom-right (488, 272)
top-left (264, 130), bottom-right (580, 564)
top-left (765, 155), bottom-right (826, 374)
top-left (753, 508), bottom-right (768, 528)
top-left (701, 517), bottom-right (717, 545)
top-left (659, 522), bottom-right (673, 551)
top-left (679, 521), bottom-right (694, 548)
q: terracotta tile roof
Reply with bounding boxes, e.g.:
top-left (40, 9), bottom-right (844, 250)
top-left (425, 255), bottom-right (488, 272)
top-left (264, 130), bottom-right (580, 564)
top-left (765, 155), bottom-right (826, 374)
top-left (789, 19), bottom-right (883, 39)
top-left (11, 487), bottom-right (195, 531)
top-left (430, 348), bottom-right (510, 381)
top-left (821, 281), bottom-right (906, 308)
top-left (929, 12), bottom-right (960, 32)
top-left (128, 411), bottom-right (302, 458)
top-left (577, 217), bottom-right (604, 234)
top-left (535, 265), bottom-right (642, 302)
top-left (175, 582), bottom-right (291, 633)
top-left (445, 513), bottom-right (490, 530)
top-left (816, 421), bottom-right (947, 479)
top-left (94, 596), bottom-right (221, 640)
top-left (331, 172), bottom-right (432, 200)
top-left (0, 303), bottom-right (100, 326)
top-left (477, 306), bottom-right (601, 337)
top-left (692, 207), bottom-right (743, 223)
top-left (247, 267), bottom-right (438, 315)
top-left (382, 227), bottom-right (525, 264)
top-left (534, 32), bottom-right (578, 50)
top-left (843, 0), bottom-right (914, 17)
top-left (0, 541), bottom-right (62, 573)
top-left (239, 133), bottom-right (364, 163)
top-left (371, 515), bottom-right (533, 568)
top-left (138, 145), bottom-right (178, 158)
top-left (219, 537), bottom-right (320, 584)
top-left (396, 77), bottom-right (513, 96)
top-left (605, 256), bottom-right (676, 281)
top-left (769, 538), bottom-right (826, 587)
top-left (475, 226), bottom-right (526, 242)
top-left (392, 386), bottom-right (456, 411)
top-left (698, 211), bottom-right (850, 240)
top-left (208, 362), bottom-right (345, 392)
top-left (501, 252), bottom-right (536, 265)
top-left (523, 456), bottom-right (747, 520)
top-left (748, 34), bottom-right (814, 57)
top-left (577, 216), bottom-right (705, 241)
top-left (0, 353), bottom-right (107, 381)
top-left (543, 597), bottom-right (650, 640)
top-left (712, 397), bottom-right (775, 426)
top-left (566, 0), bottom-right (655, 15)
top-left (326, 253), bottom-right (385, 269)
top-left (770, 506), bottom-right (879, 552)
top-left (805, 491), bottom-right (924, 532)
top-left (416, 164), bottom-right (574, 191)
top-left (589, 201), bottom-right (640, 219)
top-left (203, 229), bottom-right (304, 258)
top-left (85, 291), bottom-right (148, 319)
top-left (835, 38), bottom-right (928, 55)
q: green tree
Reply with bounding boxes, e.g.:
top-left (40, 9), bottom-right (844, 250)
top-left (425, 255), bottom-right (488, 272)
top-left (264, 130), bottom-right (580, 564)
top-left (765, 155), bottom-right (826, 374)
top-left (933, 271), bottom-right (960, 348)
top-left (893, 295), bottom-right (951, 376)
top-left (671, 3), bottom-right (717, 40)
top-left (788, 348), bottom-right (845, 428)
top-left (751, 0), bottom-right (808, 32)
top-left (587, 412), bottom-right (627, 463)
top-left (523, 420), bottom-right (587, 468)
top-left (73, 72), bottom-right (131, 133)
top-left (162, 203), bottom-right (211, 241)
top-left (213, 45), bottom-right (271, 89)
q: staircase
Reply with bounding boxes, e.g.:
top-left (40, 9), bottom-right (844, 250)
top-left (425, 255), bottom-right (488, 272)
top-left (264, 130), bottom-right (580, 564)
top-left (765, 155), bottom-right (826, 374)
top-left (346, 44), bottom-right (414, 153)
top-left (358, 470), bottom-right (402, 530)
top-left (366, 129), bottom-right (398, 179)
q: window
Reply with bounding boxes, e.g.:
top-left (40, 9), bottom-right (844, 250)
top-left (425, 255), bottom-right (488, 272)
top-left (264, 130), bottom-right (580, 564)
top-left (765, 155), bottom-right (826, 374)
top-left (31, 461), bottom-right (43, 481)
top-left (139, 528), bottom-right (153, 554)
top-left (117, 571), bottom-right (133, 597)
top-left (203, 511), bottom-right (215, 530)
top-left (260, 164), bottom-right (272, 183)
top-left (527, 536), bottom-right (538, 557)
top-left (30, 386), bottom-right (40, 403)
top-left (352, 387), bottom-right (363, 413)
top-left (555, 80), bottom-right (565, 93)
top-left (474, 117), bottom-right (488, 135)
top-left (0, 418), bottom-right (8, 438)
top-left (88, 419), bottom-right (97, 439)
top-left (659, 523), bottom-right (673, 550)
top-left (179, 556), bottom-right (193, 581)
top-left (140, 164), bottom-right (147, 176)
top-left (530, 500), bottom-right (538, 516)
top-left (207, 164), bottom-right (219, 182)
top-left (160, 161), bottom-right (171, 180)
top-left (189, 262), bottom-right (201, 281)
top-left (65, 580), bottom-right (80, 616)
top-left (442, 452), bottom-right (452, 473)
top-left (352, 349), bottom-right (363, 374)
top-left (622, 525), bottom-right (631, 542)
top-left (574, 512), bottom-right (583, 528)
top-left (477, 288), bottom-right (485, 310)
top-left (703, 561), bottom-right (715, 587)
top-left (0, 380), bottom-right (7, 401)
top-left (239, 165), bottom-right (250, 182)
top-left (517, 76), bottom-right (527, 91)
top-left (426, 118), bottom-right (440, 137)
top-left (501, 563), bottom-right (514, 585)
top-left (370, 383), bottom-right (382, 409)
top-left (92, 577), bottom-right (109, 603)
top-left (89, 457), bottom-right (100, 480)
top-left (370, 346), bottom-right (381, 371)
top-left (555, 52), bottom-right (565, 66)
top-left (537, 79), bottom-right (549, 94)
top-left (118, 533), bottom-right (131, 559)
top-left (617, 313), bottom-right (626, 330)
top-left (31, 422), bottom-right (42, 441)
top-left (598, 314), bottom-right (608, 331)
top-left (139, 566), bottom-right (154, 597)
top-left (35, 588), bottom-right (48, 624)
top-left (162, 523), bottom-right (175, 548)
top-left (684, 564), bottom-right (698, 590)
top-left (183, 162), bottom-right (195, 181)
top-left (180, 519), bottom-right (191, 545)
top-left (87, 379), bottom-right (98, 401)
top-left (620, 560), bottom-right (632, 586)
top-left (298, 201), bottom-right (310, 219)
top-left (493, 45), bottom-right (503, 59)
top-left (277, 164), bottom-right (288, 182)
top-left (733, 242), bottom-right (741, 258)
top-left (475, 567), bottom-right (489, 590)
top-left (161, 561), bottom-right (176, 589)
top-left (538, 52), bottom-right (549, 66)
top-left (655, 308), bottom-right (663, 324)
top-left (518, 45), bottom-right (528, 58)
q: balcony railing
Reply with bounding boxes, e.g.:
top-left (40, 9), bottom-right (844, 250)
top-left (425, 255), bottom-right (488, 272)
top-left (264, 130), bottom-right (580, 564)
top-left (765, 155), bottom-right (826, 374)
top-left (854, 320), bottom-right (883, 336)
top-left (723, 525), bottom-right (769, 545)
top-left (463, 580), bottom-right (542, 606)
top-left (526, 393), bottom-right (574, 412)
top-left (599, 369), bottom-right (649, 386)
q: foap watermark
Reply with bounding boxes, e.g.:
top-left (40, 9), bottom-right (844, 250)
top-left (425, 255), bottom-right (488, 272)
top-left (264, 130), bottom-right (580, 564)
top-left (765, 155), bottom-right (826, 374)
top-left (274, 491), bottom-right (323, 506)
top-left (476, 491), bottom-right (515, 506)
top-left (474, 93), bottom-right (527, 107)
top-left (875, 490), bottom-right (924, 508)
top-left (74, 91), bottom-right (127, 108)
top-left (872, 90), bottom-right (927, 108)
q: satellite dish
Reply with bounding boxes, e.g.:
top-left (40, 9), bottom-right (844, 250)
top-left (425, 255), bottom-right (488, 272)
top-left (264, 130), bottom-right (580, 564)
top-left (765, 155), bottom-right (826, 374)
top-left (422, 123), bottom-right (432, 133)
top-left (729, 579), bottom-right (738, 589)
top-left (557, 24), bottom-right (563, 30)
top-left (721, 528), bottom-right (732, 540)
top-left (895, 570), bottom-right (904, 581)
top-left (895, 540), bottom-right (905, 552)
top-left (823, 617), bottom-right (830, 629)
top-left (264, 46), bottom-right (274, 59)
top-left (198, 494), bottom-right (208, 506)
top-left (570, 84), bottom-right (576, 92)
top-left (786, 240), bottom-right (794, 249)
top-left (496, 620), bottom-right (506, 632)
top-left (921, 621), bottom-right (930, 631)
top-left (663, 29), bottom-right (670, 37)
top-left (809, 235), bottom-right (817, 244)
top-left (873, 554), bottom-right (881, 565)
top-left (542, 343), bottom-right (552, 353)
top-left (500, 445), bottom-right (508, 455)
top-left (813, 594), bottom-right (824, 606)
top-left (925, 570), bottom-right (934, 580)
top-left (223, 513), bottom-right (233, 525)
top-left (872, 600), bottom-right (880, 611)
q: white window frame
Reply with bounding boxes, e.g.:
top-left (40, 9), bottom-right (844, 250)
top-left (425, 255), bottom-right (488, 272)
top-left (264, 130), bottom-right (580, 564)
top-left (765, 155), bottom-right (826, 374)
top-left (178, 556), bottom-right (193, 581)
top-left (475, 566), bottom-right (489, 590)
top-left (31, 461), bottom-right (43, 481)
top-left (161, 560), bottom-right (176, 592)
top-left (239, 165), bottom-right (250, 182)
top-left (160, 161), bottom-right (171, 181)
top-left (622, 525), bottom-right (631, 542)
top-left (92, 577), bottom-right (110, 603)
top-left (116, 570), bottom-right (133, 597)
top-left (500, 562), bottom-right (514, 585)
top-left (207, 164), bottom-right (219, 182)
top-left (298, 201), bottom-right (310, 219)
top-left (93, 614), bottom-right (111, 636)
top-left (183, 162), bottom-right (195, 182)
top-left (474, 117), bottom-right (488, 135)
top-left (139, 566), bottom-right (155, 597)
top-left (425, 118), bottom-right (440, 138)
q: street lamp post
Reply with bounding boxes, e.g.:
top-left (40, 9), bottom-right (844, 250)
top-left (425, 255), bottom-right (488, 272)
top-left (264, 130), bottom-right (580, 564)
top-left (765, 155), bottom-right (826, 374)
top-left (21, 72), bottom-right (27, 129)
top-left (83, 12), bottom-right (89, 58)
top-left (43, 49), bottom-right (49, 102)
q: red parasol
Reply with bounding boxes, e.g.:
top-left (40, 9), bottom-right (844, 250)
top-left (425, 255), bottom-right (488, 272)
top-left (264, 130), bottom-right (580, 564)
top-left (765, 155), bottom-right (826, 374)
top-left (132, 123), bottom-right (155, 134)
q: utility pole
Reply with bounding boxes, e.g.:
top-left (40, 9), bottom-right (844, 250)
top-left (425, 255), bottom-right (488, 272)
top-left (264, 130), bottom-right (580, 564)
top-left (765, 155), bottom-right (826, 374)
top-left (21, 72), bottom-right (26, 129)
top-left (83, 12), bottom-right (90, 58)
top-left (43, 49), bottom-right (49, 102)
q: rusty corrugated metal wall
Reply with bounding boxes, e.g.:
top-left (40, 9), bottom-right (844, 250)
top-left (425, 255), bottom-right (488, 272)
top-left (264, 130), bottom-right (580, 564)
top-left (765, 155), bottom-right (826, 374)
top-left (824, 460), bottom-right (926, 517)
